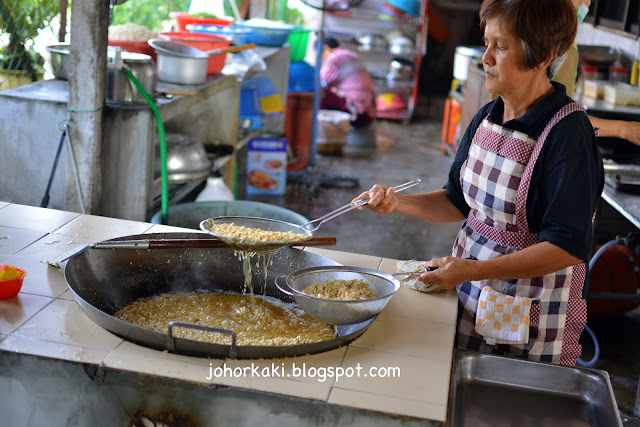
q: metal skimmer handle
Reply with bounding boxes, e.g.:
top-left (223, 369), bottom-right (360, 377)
top-left (167, 321), bottom-right (238, 358)
top-left (302, 179), bottom-right (422, 232)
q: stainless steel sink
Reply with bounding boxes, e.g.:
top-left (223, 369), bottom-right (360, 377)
top-left (448, 351), bottom-right (622, 427)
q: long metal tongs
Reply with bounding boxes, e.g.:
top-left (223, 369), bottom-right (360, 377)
top-left (392, 266), bottom-right (438, 279)
top-left (301, 179), bottom-right (422, 232)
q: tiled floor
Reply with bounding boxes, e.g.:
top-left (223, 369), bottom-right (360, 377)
top-left (240, 116), bottom-right (640, 426)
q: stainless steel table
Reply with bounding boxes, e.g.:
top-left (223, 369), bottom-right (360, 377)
top-left (602, 185), bottom-right (640, 230)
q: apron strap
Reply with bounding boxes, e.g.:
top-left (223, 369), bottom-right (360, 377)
top-left (515, 102), bottom-right (585, 232)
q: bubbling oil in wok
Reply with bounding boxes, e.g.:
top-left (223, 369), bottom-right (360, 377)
top-left (114, 291), bottom-right (334, 346)
top-left (113, 237), bottom-right (336, 346)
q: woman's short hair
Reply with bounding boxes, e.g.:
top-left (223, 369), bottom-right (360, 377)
top-left (479, 0), bottom-right (577, 79)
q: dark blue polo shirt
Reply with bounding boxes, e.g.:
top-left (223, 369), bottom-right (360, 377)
top-left (445, 82), bottom-right (604, 261)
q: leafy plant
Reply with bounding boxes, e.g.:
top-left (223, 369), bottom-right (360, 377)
top-left (190, 12), bottom-right (220, 19)
top-left (109, 0), bottom-right (191, 31)
top-left (268, 1), bottom-right (305, 26)
top-left (0, 0), bottom-right (59, 81)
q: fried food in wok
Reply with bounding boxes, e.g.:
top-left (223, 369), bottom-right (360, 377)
top-left (206, 222), bottom-right (310, 243)
top-left (114, 292), bottom-right (334, 346)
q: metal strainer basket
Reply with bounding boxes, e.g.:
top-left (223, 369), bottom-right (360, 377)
top-left (275, 266), bottom-right (401, 325)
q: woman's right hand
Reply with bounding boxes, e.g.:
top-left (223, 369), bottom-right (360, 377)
top-left (352, 184), bottom-right (400, 215)
top-left (621, 120), bottom-right (640, 146)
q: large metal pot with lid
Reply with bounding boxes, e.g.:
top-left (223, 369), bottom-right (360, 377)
top-left (106, 47), bottom-right (157, 104)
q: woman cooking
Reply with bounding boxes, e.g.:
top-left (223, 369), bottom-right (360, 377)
top-left (354, 0), bottom-right (604, 366)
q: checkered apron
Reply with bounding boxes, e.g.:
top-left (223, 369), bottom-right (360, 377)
top-left (452, 102), bottom-right (588, 366)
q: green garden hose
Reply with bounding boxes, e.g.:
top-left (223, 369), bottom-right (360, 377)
top-left (123, 67), bottom-right (169, 224)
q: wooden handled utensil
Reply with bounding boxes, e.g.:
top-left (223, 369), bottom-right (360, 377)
top-left (49, 236), bottom-right (337, 266)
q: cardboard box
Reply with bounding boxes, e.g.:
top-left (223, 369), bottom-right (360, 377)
top-left (247, 137), bottom-right (287, 195)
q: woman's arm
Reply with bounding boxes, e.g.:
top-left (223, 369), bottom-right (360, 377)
top-left (589, 115), bottom-right (640, 146)
top-left (423, 241), bottom-right (582, 289)
top-left (354, 188), bottom-right (467, 223)
top-left (395, 189), bottom-right (467, 222)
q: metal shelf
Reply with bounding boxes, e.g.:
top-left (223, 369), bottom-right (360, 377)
top-left (327, 7), bottom-right (422, 25)
top-left (371, 75), bottom-right (414, 90)
top-left (322, 0), bottom-right (427, 123)
top-left (339, 39), bottom-right (417, 58)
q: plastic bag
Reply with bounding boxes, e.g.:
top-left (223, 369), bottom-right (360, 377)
top-left (223, 49), bottom-right (266, 79)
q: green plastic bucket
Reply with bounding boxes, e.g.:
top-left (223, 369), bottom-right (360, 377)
top-left (287, 27), bottom-right (311, 62)
top-left (150, 201), bottom-right (310, 229)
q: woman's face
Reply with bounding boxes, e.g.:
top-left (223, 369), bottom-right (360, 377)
top-left (482, 17), bottom-right (535, 98)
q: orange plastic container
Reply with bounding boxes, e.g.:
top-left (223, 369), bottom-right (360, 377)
top-left (0, 266), bottom-right (25, 299)
top-left (170, 12), bottom-right (234, 31)
top-left (108, 39), bottom-right (157, 62)
top-left (159, 31), bottom-right (232, 74)
top-left (441, 97), bottom-right (461, 145)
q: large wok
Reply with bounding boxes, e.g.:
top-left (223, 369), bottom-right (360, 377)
top-left (64, 232), bottom-right (374, 359)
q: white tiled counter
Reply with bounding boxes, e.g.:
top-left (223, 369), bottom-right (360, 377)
top-left (0, 202), bottom-right (458, 426)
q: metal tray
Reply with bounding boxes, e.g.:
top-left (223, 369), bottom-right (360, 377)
top-left (448, 351), bottom-right (622, 427)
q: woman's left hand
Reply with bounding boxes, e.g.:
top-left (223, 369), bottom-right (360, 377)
top-left (419, 256), bottom-right (478, 290)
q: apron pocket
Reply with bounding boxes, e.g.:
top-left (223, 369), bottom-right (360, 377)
top-left (475, 286), bottom-right (533, 345)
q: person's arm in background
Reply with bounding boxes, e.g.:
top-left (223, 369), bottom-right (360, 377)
top-left (552, 43), bottom-right (640, 146)
top-left (553, 0), bottom-right (640, 146)
top-left (589, 116), bottom-right (640, 146)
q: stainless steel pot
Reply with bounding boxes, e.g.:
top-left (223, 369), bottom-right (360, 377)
top-left (148, 39), bottom-right (255, 85)
top-left (154, 133), bottom-right (211, 183)
top-left (388, 36), bottom-right (415, 56)
top-left (155, 52), bottom-right (207, 85)
top-left (387, 57), bottom-right (414, 80)
top-left (106, 48), bottom-right (157, 104)
top-left (63, 232), bottom-right (373, 359)
top-left (46, 43), bottom-right (70, 80)
top-left (358, 34), bottom-right (387, 52)
top-left (149, 39), bottom-right (209, 85)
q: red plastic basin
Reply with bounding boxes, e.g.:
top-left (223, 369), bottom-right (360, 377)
top-left (159, 31), bottom-right (232, 74)
top-left (170, 12), bottom-right (234, 31)
top-left (108, 39), bottom-right (157, 62)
